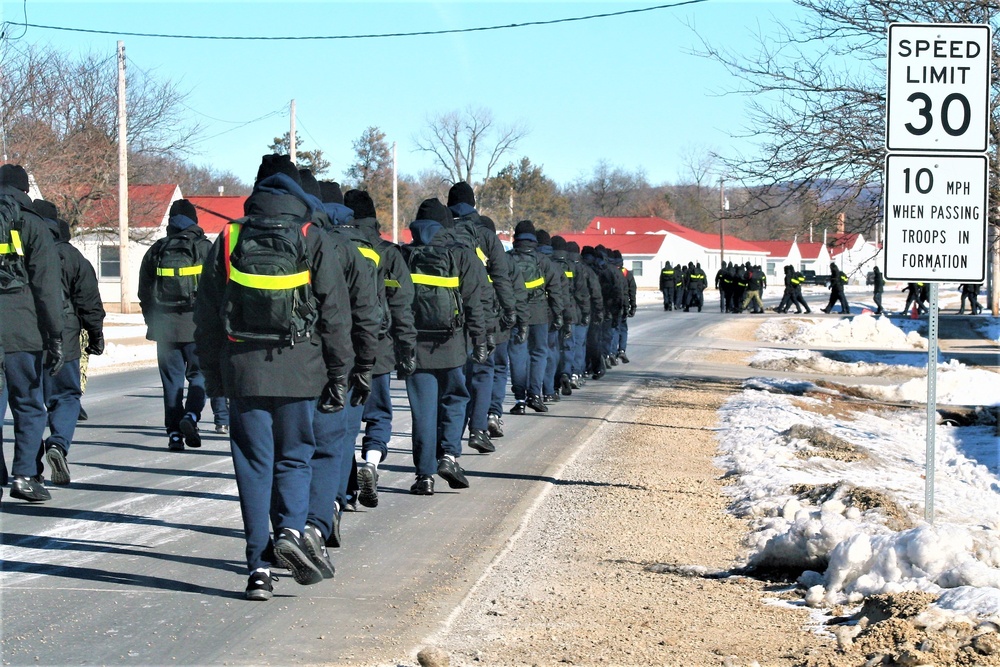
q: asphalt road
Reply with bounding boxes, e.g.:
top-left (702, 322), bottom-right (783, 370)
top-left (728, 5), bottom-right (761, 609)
top-left (1, 301), bottom-right (988, 666)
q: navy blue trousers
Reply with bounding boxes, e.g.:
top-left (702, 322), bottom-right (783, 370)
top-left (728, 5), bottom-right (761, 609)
top-left (1, 351), bottom-right (46, 479)
top-left (361, 372), bottom-right (392, 462)
top-left (337, 396), bottom-right (365, 505)
top-left (211, 397), bottom-right (229, 426)
top-left (156, 341), bottom-right (206, 434)
top-left (308, 403), bottom-right (348, 542)
top-left (465, 355), bottom-right (494, 433)
top-left (571, 324), bottom-right (588, 376)
top-left (544, 330), bottom-right (559, 395)
top-left (617, 317), bottom-right (629, 352)
top-left (405, 367), bottom-right (468, 477)
top-left (508, 324), bottom-right (548, 400)
top-left (230, 396), bottom-right (316, 572)
top-left (489, 341), bottom-right (509, 416)
top-left (43, 358), bottom-right (81, 455)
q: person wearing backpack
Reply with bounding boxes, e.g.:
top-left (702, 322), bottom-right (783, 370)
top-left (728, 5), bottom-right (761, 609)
top-left (138, 199), bottom-right (217, 450)
top-left (400, 198), bottom-right (488, 495)
top-left (345, 189), bottom-right (417, 508)
top-left (552, 236), bottom-right (587, 394)
top-left (741, 264), bottom-right (765, 314)
top-left (614, 250), bottom-right (637, 362)
top-left (566, 241), bottom-right (602, 388)
top-left (33, 201), bottom-right (105, 486)
top-left (194, 154), bottom-right (354, 600)
top-left (446, 182), bottom-right (516, 456)
top-left (507, 220), bottom-right (565, 413)
top-left (821, 263), bottom-right (850, 314)
top-left (535, 229), bottom-right (572, 403)
top-left (0, 164), bottom-right (64, 503)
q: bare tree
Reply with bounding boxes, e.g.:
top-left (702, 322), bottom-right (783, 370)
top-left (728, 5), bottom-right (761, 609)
top-left (413, 106), bottom-right (528, 186)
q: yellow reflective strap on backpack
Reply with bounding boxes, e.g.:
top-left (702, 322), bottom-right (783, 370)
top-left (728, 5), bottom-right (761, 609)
top-left (358, 247), bottom-right (380, 267)
top-left (525, 277), bottom-right (545, 289)
top-left (412, 273), bottom-right (460, 288)
top-left (476, 247), bottom-right (487, 264)
top-left (384, 278), bottom-right (401, 289)
top-left (564, 271), bottom-right (573, 279)
top-left (0, 230), bottom-right (23, 256)
top-left (224, 221), bottom-right (310, 290)
top-left (156, 265), bottom-right (203, 277)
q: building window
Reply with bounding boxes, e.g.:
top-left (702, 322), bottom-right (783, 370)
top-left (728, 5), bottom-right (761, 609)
top-left (631, 260), bottom-right (643, 277)
top-left (100, 246), bottom-right (120, 279)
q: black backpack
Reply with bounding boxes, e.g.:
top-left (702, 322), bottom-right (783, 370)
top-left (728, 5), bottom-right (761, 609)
top-left (152, 233), bottom-right (203, 308)
top-left (0, 194), bottom-right (27, 293)
top-left (328, 225), bottom-right (392, 339)
top-left (509, 249), bottom-right (545, 304)
top-left (401, 242), bottom-right (464, 339)
top-left (222, 217), bottom-right (318, 345)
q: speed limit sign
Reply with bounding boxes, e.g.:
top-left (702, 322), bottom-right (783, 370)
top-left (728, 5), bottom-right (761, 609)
top-left (886, 23), bottom-right (991, 152)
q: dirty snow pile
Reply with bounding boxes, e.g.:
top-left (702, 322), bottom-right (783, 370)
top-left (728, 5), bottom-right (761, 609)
top-left (757, 311), bottom-right (926, 349)
top-left (718, 326), bottom-right (1000, 628)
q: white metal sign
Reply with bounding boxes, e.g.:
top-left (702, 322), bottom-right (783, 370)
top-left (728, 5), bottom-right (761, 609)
top-left (883, 153), bottom-right (988, 282)
top-left (886, 23), bottom-right (991, 152)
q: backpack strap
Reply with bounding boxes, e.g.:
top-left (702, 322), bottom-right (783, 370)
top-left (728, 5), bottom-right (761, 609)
top-left (358, 246), bottom-right (380, 267)
top-left (0, 230), bottom-right (22, 257)
top-left (224, 221), bottom-right (311, 290)
top-left (412, 274), bottom-right (459, 288)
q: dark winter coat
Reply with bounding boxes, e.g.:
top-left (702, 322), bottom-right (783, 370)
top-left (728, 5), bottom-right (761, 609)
top-left (449, 203), bottom-right (516, 329)
top-left (563, 250), bottom-right (592, 325)
top-left (137, 217), bottom-right (213, 343)
top-left (509, 236), bottom-right (565, 327)
top-left (405, 218), bottom-right (487, 370)
top-left (193, 174), bottom-right (354, 398)
top-left (0, 185), bottom-right (63, 353)
top-left (545, 246), bottom-right (576, 326)
top-left (43, 217), bottom-right (104, 363)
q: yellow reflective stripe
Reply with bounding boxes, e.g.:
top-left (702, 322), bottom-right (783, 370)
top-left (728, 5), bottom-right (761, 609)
top-left (476, 247), bottom-right (487, 264)
top-left (384, 278), bottom-right (401, 288)
top-left (358, 247), bottom-right (380, 267)
top-left (525, 277), bottom-right (545, 289)
top-left (230, 266), bottom-right (310, 290)
top-left (411, 273), bottom-right (460, 288)
top-left (564, 271), bottom-right (574, 279)
top-left (0, 230), bottom-right (23, 256)
top-left (156, 265), bottom-right (203, 277)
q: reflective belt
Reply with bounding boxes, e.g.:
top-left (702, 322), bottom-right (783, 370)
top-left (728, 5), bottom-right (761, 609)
top-left (358, 247), bottom-right (380, 267)
top-left (156, 265), bottom-right (203, 277)
top-left (0, 230), bottom-right (23, 256)
top-left (225, 223), bottom-right (311, 290)
top-left (384, 278), bottom-right (401, 289)
top-left (525, 277), bottom-right (545, 289)
top-left (412, 274), bottom-right (459, 288)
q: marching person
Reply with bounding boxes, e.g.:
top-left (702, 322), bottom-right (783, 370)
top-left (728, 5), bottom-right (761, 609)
top-left (660, 261), bottom-right (676, 311)
top-left (871, 265), bottom-right (885, 315)
top-left (0, 164), bottom-right (64, 502)
top-left (822, 263), bottom-right (851, 314)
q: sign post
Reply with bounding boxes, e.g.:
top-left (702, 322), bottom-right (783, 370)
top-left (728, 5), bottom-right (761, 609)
top-left (884, 22), bottom-right (991, 523)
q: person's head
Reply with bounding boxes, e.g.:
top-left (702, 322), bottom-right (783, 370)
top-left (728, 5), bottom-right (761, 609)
top-left (535, 229), bottom-right (551, 246)
top-left (318, 181), bottom-right (344, 205)
top-left (298, 169), bottom-right (321, 198)
top-left (447, 181), bottom-right (476, 208)
top-left (255, 154), bottom-right (301, 185)
top-left (343, 189), bottom-right (376, 219)
top-left (514, 219), bottom-right (535, 239)
top-left (33, 199), bottom-right (58, 220)
top-left (415, 197), bottom-right (451, 224)
top-left (168, 198), bottom-right (198, 231)
top-left (550, 235), bottom-right (567, 251)
top-left (566, 241), bottom-right (580, 255)
top-left (0, 164), bottom-right (29, 193)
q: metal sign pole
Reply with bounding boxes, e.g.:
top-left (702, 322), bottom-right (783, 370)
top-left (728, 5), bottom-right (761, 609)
top-left (925, 283), bottom-right (938, 523)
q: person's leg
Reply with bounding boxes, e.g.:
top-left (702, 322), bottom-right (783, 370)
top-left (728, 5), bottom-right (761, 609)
top-left (437, 366), bottom-right (470, 460)
top-left (270, 397), bottom-right (316, 535)
top-left (180, 342), bottom-right (207, 422)
top-left (43, 358), bottom-right (81, 455)
top-left (489, 341), bottom-right (510, 416)
top-left (6, 351), bottom-right (47, 482)
top-left (527, 323), bottom-right (549, 399)
top-left (229, 396), bottom-right (277, 572)
top-left (572, 324), bottom-right (587, 378)
top-left (405, 371), bottom-right (440, 477)
top-left (874, 291), bottom-right (884, 314)
top-left (464, 356), bottom-right (494, 434)
top-left (618, 318), bottom-right (629, 352)
top-left (156, 342), bottom-right (186, 435)
top-left (335, 398), bottom-right (365, 508)
top-left (507, 332), bottom-right (529, 403)
top-left (839, 292), bottom-right (850, 314)
top-left (211, 397), bottom-right (230, 431)
top-left (360, 373), bottom-right (392, 465)
top-left (306, 403), bottom-right (347, 541)
top-left (543, 330), bottom-right (559, 397)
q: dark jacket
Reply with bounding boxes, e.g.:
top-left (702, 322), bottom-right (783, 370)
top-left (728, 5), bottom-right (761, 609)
top-left (545, 245), bottom-right (576, 326)
top-left (0, 186), bottom-right (63, 353)
top-left (193, 173), bottom-right (354, 398)
top-left (405, 218), bottom-right (487, 370)
top-left (504, 253), bottom-right (531, 341)
top-left (355, 215), bottom-right (417, 377)
top-left (450, 203), bottom-right (516, 329)
top-left (137, 216), bottom-right (213, 343)
top-left (564, 251), bottom-right (592, 324)
top-left (509, 236), bottom-right (564, 327)
top-left (43, 217), bottom-right (104, 362)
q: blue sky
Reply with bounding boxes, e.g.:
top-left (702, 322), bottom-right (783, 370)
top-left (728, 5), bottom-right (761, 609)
top-left (1, 1), bottom-right (805, 187)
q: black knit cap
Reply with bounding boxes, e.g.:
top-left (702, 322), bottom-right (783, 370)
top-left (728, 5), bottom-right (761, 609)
top-left (344, 189), bottom-right (377, 219)
top-left (535, 229), bottom-right (551, 246)
top-left (581, 245), bottom-right (595, 256)
top-left (0, 164), bottom-right (30, 193)
top-left (298, 169), bottom-right (321, 198)
top-left (447, 181), bottom-right (476, 208)
top-left (169, 198), bottom-right (198, 223)
top-left (479, 214), bottom-right (497, 233)
top-left (33, 199), bottom-right (59, 220)
top-left (416, 197), bottom-right (452, 224)
top-left (565, 241), bottom-right (580, 253)
top-left (255, 154), bottom-right (301, 185)
top-left (611, 249), bottom-right (622, 259)
top-left (550, 235), bottom-right (567, 250)
top-left (514, 219), bottom-right (535, 236)
top-left (319, 181), bottom-right (344, 205)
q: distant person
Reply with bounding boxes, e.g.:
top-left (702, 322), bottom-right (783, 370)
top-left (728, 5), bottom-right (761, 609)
top-left (958, 283), bottom-right (982, 315)
top-left (902, 282), bottom-right (927, 316)
top-left (821, 263), bottom-right (850, 314)
top-left (659, 261), bottom-right (676, 311)
top-left (871, 266), bottom-right (885, 315)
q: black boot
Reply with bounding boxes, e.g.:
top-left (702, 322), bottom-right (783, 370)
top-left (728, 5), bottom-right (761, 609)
top-left (526, 395), bottom-right (548, 413)
top-left (559, 373), bottom-right (573, 396)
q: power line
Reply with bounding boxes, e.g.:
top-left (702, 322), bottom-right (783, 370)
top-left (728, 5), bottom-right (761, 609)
top-left (11, 1), bottom-right (709, 41)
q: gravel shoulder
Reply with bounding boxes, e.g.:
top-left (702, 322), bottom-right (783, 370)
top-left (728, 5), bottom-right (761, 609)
top-left (417, 319), bottom-right (840, 666)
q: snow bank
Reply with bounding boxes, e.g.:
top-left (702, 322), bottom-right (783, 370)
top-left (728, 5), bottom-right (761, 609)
top-left (757, 312), bottom-right (926, 349)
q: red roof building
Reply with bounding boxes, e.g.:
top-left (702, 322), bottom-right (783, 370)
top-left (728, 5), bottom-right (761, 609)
top-left (186, 195), bottom-right (248, 235)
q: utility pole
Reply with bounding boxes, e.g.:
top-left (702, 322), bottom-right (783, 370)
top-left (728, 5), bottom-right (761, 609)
top-left (392, 141), bottom-right (398, 245)
top-left (719, 178), bottom-right (726, 267)
top-left (117, 41), bottom-right (130, 314)
top-left (289, 99), bottom-right (297, 165)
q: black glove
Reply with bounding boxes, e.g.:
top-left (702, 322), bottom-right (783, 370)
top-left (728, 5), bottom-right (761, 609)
top-left (551, 315), bottom-right (563, 332)
top-left (628, 306), bottom-right (636, 318)
top-left (85, 330), bottom-right (105, 356)
top-left (395, 346), bottom-right (416, 380)
top-left (500, 309), bottom-right (516, 331)
top-left (560, 322), bottom-right (572, 340)
top-left (471, 338), bottom-right (489, 364)
top-left (318, 376), bottom-right (348, 414)
top-left (486, 332), bottom-right (496, 356)
top-left (581, 313), bottom-right (590, 326)
top-left (204, 371), bottom-right (224, 399)
top-left (512, 327), bottom-right (526, 345)
top-left (44, 336), bottom-right (64, 377)
top-left (348, 365), bottom-right (374, 407)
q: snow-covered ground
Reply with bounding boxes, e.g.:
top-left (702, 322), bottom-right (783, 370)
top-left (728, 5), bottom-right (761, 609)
top-left (718, 308), bottom-right (1000, 630)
